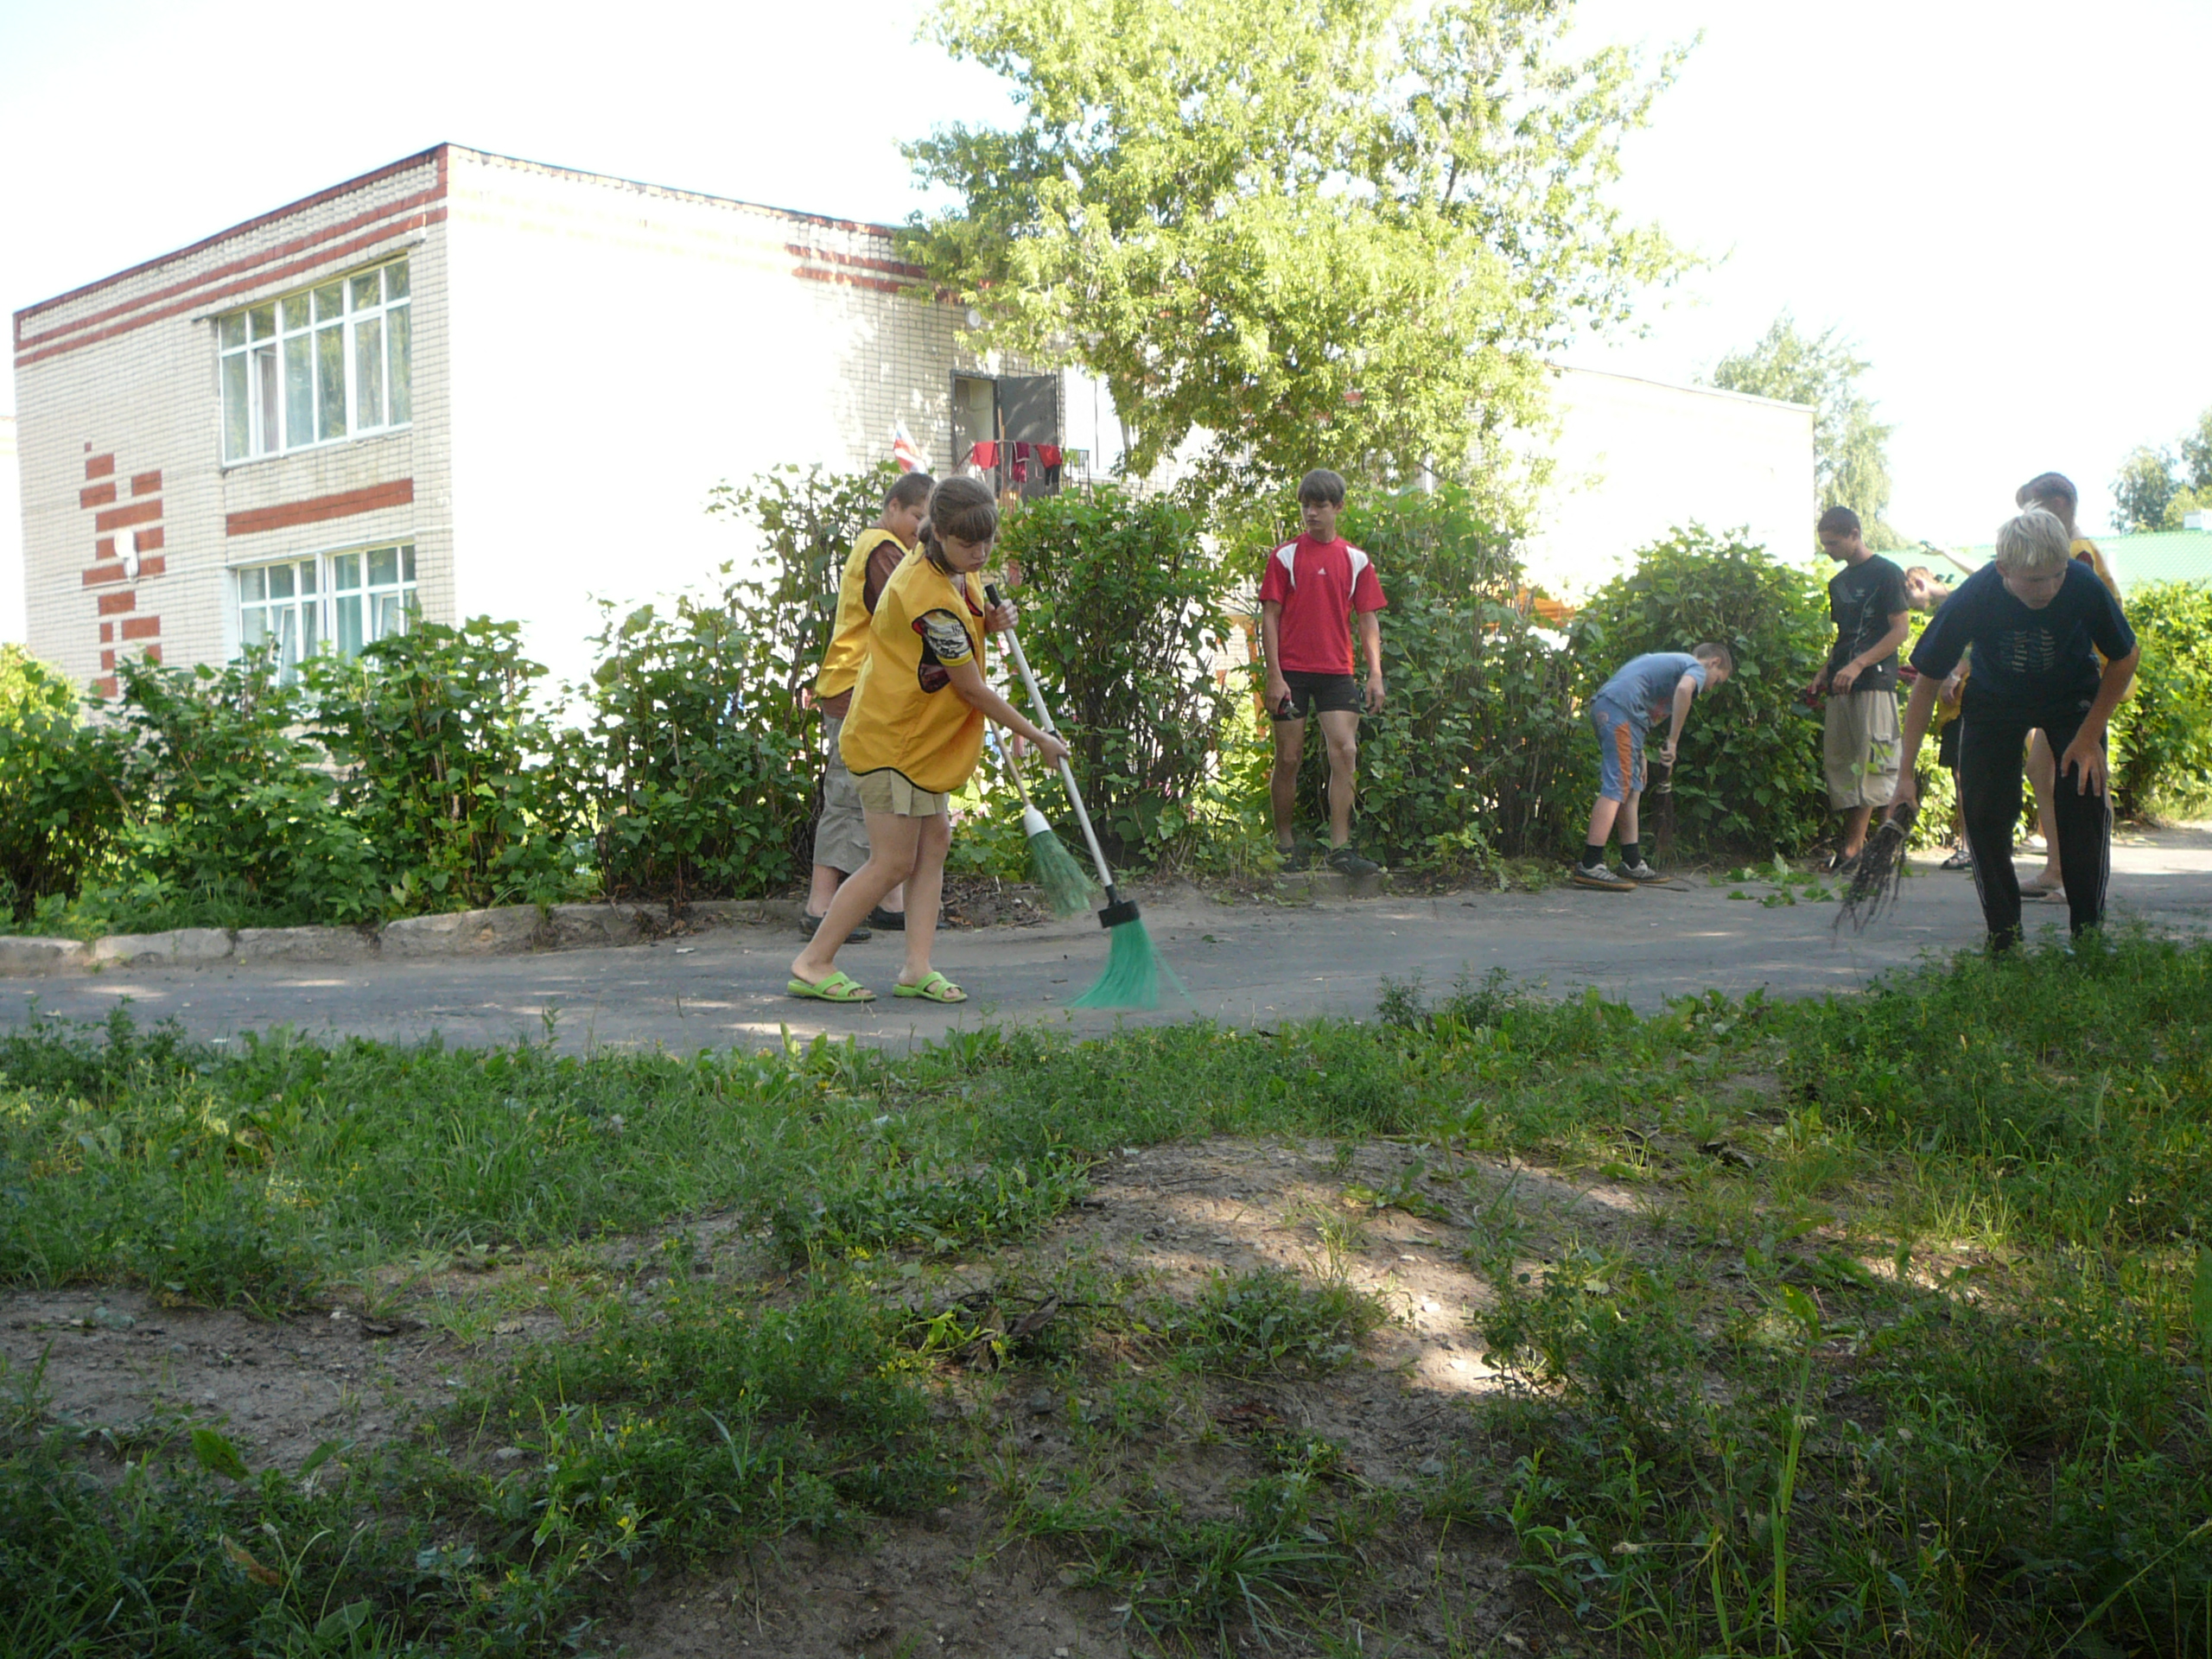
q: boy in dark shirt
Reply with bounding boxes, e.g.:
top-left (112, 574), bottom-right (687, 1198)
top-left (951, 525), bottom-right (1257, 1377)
top-left (1808, 506), bottom-right (1911, 874)
top-left (1891, 508), bottom-right (2139, 947)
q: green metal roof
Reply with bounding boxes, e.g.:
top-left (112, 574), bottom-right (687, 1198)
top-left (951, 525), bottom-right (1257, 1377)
top-left (1923, 529), bottom-right (2212, 591)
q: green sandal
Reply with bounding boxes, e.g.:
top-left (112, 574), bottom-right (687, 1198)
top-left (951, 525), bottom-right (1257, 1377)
top-left (893, 970), bottom-right (967, 1004)
top-left (787, 969), bottom-right (875, 1003)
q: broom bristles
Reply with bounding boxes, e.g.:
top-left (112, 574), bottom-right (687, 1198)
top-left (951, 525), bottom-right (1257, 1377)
top-left (1027, 823), bottom-right (1101, 918)
top-left (1068, 916), bottom-right (1186, 1011)
top-left (1834, 801), bottom-right (1917, 934)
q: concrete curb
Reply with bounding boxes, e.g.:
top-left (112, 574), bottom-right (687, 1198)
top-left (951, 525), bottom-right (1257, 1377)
top-left (0, 897), bottom-right (811, 978)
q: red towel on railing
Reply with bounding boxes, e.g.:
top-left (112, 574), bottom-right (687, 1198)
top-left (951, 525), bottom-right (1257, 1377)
top-left (1037, 443), bottom-right (1062, 468)
top-left (1011, 442), bottom-right (1030, 484)
top-left (969, 441), bottom-right (999, 468)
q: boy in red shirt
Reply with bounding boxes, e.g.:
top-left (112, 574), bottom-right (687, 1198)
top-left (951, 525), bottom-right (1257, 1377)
top-left (1258, 469), bottom-right (1388, 874)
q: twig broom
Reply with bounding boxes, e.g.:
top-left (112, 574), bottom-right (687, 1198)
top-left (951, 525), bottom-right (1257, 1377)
top-left (988, 583), bottom-right (1184, 1009)
top-left (1834, 798), bottom-right (1917, 933)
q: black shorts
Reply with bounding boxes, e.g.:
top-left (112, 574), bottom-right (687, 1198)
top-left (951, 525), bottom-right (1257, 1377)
top-left (1272, 671), bottom-right (1362, 722)
top-left (1937, 719), bottom-right (1960, 769)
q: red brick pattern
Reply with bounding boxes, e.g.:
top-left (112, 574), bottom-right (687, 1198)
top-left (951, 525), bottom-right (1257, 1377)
top-left (84, 454), bottom-right (114, 480)
top-left (137, 526), bottom-right (164, 552)
top-left (226, 478), bottom-right (413, 537)
top-left (79, 482), bottom-right (117, 508)
top-left (92, 678), bottom-right (118, 699)
top-left (130, 470), bottom-right (162, 496)
top-left (119, 616), bottom-right (161, 641)
top-left (99, 623), bottom-right (113, 644)
top-left (94, 499), bottom-right (162, 533)
top-left (97, 591), bottom-right (137, 616)
top-left (77, 451), bottom-right (167, 678)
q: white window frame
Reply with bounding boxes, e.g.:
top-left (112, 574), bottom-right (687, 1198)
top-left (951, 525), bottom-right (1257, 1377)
top-left (218, 257), bottom-right (411, 465)
top-left (232, 542), bottom-right (418, 673)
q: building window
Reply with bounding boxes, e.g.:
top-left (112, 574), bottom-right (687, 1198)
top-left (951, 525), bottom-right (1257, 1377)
top-left (237, 557), bottom-right (321, 677)
top-left (235, 543), bottom-right (416, 674)
top-left (219, 257), bottom-right (410, 463)
top-left (331, 544), bottom-right (417, 658)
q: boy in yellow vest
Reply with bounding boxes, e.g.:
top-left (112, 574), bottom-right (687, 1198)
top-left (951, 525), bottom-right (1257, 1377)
top-left (807, 472), bottom-right (934, 938)
top-left (790, 477), bottom-right (1068, 1004)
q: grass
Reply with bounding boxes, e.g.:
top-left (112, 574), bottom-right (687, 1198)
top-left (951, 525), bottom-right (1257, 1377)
top-left (0, 931), bottom-right (2209, 1653)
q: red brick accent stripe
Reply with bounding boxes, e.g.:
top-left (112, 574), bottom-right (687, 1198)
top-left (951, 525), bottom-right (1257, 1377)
top-left (226, 478), bottom-right (412, 537)
top-left (137, 526), bottom-right (164, 553)
top-left (84, 556), bottom-right (166, 587)
top-left (16, 146), bottom-right (446, 330)
top-left (99, 623), bottom-right (113, 644)
top-left (85, 454), bottom-right (114, 480)
top-left (98, 592), bottom-right (136, 616)
top-left (15, 208), bottom-right (446, 369)
top-left (143, 645), bottom-right (164, 665)
top-left (95, 499), bottom-right (162, 533)
top-left (131, 470), bottom-right (162, 496)
top-left (120, 616), bottom-right (162, 641)
top-left (791, 266), bottom-right (918, 298)
top-left (785, 243), bottom-right (927, 282)
top-left (100, 649), bottom-right (115, 671)
top-left (80, 482), bottom-right (117, 509)
top-left (92, 677), bottom-right (118, 699)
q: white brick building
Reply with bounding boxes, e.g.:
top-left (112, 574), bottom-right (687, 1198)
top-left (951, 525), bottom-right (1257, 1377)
top-left (11, 145), bottom-right (1077, 692)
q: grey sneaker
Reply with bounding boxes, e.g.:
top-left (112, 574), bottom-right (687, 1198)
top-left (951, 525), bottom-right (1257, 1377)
top-left (1572, 863), bottom-right (1637, 893)
top-left (1324, 843), bottom-right (1381, 877)
top-left (1621, 860), bottom-right (1666, 883)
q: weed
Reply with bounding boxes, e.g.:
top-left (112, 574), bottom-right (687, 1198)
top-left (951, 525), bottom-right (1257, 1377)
top-left (1166, 1267), bottom-right (1388, 1378)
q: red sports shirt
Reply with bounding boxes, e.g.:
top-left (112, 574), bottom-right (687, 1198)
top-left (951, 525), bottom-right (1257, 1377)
top-left (1257, 536), bottom-right (1387, 676)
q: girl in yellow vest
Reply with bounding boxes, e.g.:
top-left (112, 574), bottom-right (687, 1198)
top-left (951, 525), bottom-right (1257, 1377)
top-left (2016, 474), bottom-right (2120, 899)
top-left (789, 476), bottom-right (1068, 1004)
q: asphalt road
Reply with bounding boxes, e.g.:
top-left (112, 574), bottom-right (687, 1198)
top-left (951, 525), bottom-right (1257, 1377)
top-left (6, 830), bottom-right (2209, 1057)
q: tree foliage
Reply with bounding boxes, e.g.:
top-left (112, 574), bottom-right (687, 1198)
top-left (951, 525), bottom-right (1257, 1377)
top-left (2112, 406), bottom-right (2212, 531)
top-left (903, 0), bottom-right (1687, 505)
top-left (1708, 314), bottom-right (1899, 548)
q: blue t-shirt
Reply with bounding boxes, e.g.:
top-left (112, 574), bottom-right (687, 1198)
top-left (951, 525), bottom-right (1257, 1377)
top-left (1909, 561), bottom-right (2134, 720)
top-left (1593, 652), bottom-right (1708, 732)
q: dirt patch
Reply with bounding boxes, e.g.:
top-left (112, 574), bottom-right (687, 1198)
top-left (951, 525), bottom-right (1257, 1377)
top-left (0, 1287), bottom-right (462, 1471)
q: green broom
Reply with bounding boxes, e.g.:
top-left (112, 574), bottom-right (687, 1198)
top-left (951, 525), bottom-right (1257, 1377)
top-left (995, 734), bottom-right (1099, 918)
top-left (988, 584), bottom-right (1185, 1010)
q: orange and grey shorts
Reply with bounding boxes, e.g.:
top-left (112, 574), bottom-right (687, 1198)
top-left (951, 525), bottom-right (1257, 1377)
top-left (1590, 699), bottom-right (1644, 803)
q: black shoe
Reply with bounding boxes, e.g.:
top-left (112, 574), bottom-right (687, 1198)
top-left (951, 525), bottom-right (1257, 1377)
top-left (1572, 863), bottom-right (1637, 893)
top-left (801, 913), bottom-right (871, 943)
top-left (1826, 850), bottom-right (1861, 876)
top-left (1324, 843), bottom-right (1381, 877)
top-left (866, 906), bottom-right (906, 931)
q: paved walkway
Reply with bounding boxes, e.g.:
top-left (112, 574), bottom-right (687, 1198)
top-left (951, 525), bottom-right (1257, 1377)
top-left (6, 830), bottom-right (2209, 1056)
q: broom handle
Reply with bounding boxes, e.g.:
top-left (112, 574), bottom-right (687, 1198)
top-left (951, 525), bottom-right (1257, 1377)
top-left (987, 587), bottom-right (1118, 893)
top-left (996, 731), bottom-right (1037, 810)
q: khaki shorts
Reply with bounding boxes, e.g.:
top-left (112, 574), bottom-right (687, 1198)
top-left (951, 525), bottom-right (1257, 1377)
top-left (855, 769), bottom-right (951, 818)
top-left (812, 714), bottom-right (871, 874)
top-left (1823, 690), bottom-right (1900, 809)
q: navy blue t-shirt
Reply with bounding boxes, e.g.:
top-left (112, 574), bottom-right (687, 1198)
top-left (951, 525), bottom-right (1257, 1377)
top-left (1909, 561), bottom-right (2135, 720)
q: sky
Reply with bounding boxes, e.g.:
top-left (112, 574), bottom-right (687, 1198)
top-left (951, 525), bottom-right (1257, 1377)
top-left (3, 0), bottom-right (2209, 550)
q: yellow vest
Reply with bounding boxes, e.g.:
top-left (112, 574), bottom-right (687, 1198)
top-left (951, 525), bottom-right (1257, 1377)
top-left (814, 528), bottom-right (911, 700)
top-left (2072, 538), bottom-right (2119, 596)
top-left (838, 555), bottom-right (989, 793)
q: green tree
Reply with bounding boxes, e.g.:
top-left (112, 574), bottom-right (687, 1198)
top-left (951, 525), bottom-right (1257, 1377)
top-left (2111, 444), bottom-right (2177, 534)
top-left (1707, 314), bottom-right (1900, 547)
top-left (903, 0), bottom-right (1688, 508)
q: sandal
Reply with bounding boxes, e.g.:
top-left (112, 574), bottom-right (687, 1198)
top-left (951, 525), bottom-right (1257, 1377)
top-left (1940, 848), bottom-right (1973, 871)
top-left (893, 970), bottom-right (967, 1003)
top-left (786, 969), bottom-right (875, 1003)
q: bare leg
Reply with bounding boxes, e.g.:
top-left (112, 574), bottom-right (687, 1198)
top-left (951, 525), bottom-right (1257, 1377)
top-left (1317, 709), bottom-right (1361, 847)
top-left (1269, 717), bottom-right (1307, 847)
top-left (807, 863), bottom-right (847, 914)
top-left (896, 813), bottom-right (952, 986)
top-left (1840, 804), bottom-right (1874, 858)
top-left (2027, 729), bottom-right (2062, 884)
top-left (1618, 790), bottom-right (1642, 846)
top-left (791, 812), bottom-right (918, 984)
top-left (1585, 795), bottom-right (1623, 847)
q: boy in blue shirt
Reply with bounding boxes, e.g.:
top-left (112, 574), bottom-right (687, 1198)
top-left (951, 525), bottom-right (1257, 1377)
top-left (1574, 645), bottom-right (1733, 892)
top-left (1891, 507), bottom-right (2138, 948)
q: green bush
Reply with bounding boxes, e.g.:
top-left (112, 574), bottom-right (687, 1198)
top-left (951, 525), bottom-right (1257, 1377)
top-left (997, 486), bottom-right (1237, 862)
top-left (1571, 527), bottom-right (1832, 855)
top-left (310, 619), bottom-right (588, 915)
top-left (0, 647), bottom-right (129, 923)
top-left (98, 653), bottom-right (380, 929)
top-left (1336, 486), bottom-right (1583, 862)
top-left (2111, 579), bottom-right (2212, 819)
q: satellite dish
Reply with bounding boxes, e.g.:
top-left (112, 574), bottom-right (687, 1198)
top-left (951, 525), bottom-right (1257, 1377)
top-left (119, 534), bottom-right (141, 582)
top-left (964, 307), bottom-right (982, 328)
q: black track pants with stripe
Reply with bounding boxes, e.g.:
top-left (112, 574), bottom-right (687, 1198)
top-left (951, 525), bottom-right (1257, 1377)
top-left (1956, 703), bottom-right (2111, 946)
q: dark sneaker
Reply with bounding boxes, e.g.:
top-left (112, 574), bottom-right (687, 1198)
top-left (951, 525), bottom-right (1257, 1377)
top-left (1826, 850), bottom-right (1861, 876)
top-left (1324, 843), bottom-right (1381, 877)
top-left (1940, 847), bottom-right (1974, 871)
top-left (801, 913), bottom-right (871, 944)
top-left (1275, 841), bottom-right (1310, 871)
top-left (1620, 860), bottom-right (1666, 884)
top-left (1572, 863), bottom-right (1637, 893)
top-left (866, 906), bottom-right (906, 931)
